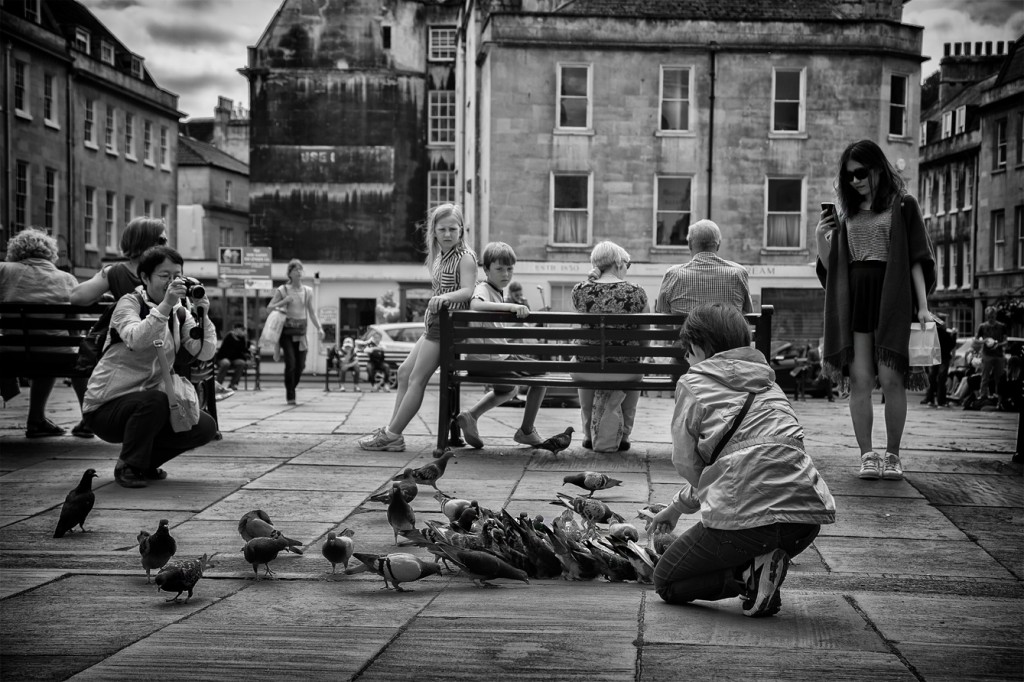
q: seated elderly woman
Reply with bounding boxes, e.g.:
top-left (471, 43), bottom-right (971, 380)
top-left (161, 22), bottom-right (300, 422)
top-left (81, 245), bottom-right (218, 488)
top-left (571, 240), bottom-right (649, 452)
top-left (0, 228), bottom-right (81, 437)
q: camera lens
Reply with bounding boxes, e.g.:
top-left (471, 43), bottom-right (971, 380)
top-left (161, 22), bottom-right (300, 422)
top-left (190, 284), bottom-right (206, 299)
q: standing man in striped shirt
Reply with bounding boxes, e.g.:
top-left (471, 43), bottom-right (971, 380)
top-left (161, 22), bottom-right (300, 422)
top-left (656, 220), bottom-right (753, 375)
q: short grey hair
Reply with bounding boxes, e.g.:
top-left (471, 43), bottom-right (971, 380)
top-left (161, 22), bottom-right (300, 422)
top-left (687, 220), bottom-right (722, 252)
top-left (6, 228), bottom-right (59, 263)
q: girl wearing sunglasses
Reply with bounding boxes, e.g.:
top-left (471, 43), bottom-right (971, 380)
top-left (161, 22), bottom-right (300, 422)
top-left (815, 139), bottom-right (935, 482)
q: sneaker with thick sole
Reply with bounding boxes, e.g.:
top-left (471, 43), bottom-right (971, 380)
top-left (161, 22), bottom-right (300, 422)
top-left (457, 412), bottom-right (484, 449)
top-left (514, 427), bottom-right (543, 446)
top-left (858, 452), bottom-right (882, 480)
top-left (741, 549), bottom-right (790, 617)
top-left (881, 452), bottom-right (904, 480)
top-left (358, 427), bottom-right (406, 452)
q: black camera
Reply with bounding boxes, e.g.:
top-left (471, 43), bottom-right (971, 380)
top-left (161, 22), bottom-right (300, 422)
top-left (176, 276), bottom-right (205, 300)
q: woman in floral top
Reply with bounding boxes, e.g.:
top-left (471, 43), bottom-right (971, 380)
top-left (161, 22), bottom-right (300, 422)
top-left (571, 241), bottom-right (649, 452)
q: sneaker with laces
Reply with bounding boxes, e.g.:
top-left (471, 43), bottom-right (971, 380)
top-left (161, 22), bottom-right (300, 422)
top-left (358, 427), bottom-right (406, 452)
top-left (858, 452), bottom-right (882, 480)
top-left (514, 427), bottom-right (543, 446)
top-left (741, 549), bottom-right (790, 617)
top-left (457, 411), bottom-right (483, 449)
top-left (881, 452), bottom-right (904, 480)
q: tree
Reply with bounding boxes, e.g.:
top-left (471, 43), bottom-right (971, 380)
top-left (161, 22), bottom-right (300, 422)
top-left (921, 70), bottom-right (940, 111)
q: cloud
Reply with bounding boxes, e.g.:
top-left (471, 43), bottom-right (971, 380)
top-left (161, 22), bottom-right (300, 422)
top-left (91, 0), bottom-right (143, 9)
top-left (145, 22), bottom-right (239, 47)
top-left (903, 3), bottom-right (1023, 78)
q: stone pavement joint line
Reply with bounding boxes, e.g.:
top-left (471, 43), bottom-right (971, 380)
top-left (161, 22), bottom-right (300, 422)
top-left (1, 384), bottom-right (1020, 681)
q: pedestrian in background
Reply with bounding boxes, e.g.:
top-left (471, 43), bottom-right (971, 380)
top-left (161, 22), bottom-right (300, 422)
top-left (336, 337), bottom-right (362, 392)
top-left (267, 259), bottom-right (325, 406)
top-left (215, 323), bottom-right (251, 396)
top-left (975, 306), bottom-right (1007, 405)
top-left (359, 203), bottom-right (477, 451)
top-left (816, 139), bottom-right (935, 481)
top-left (505, 280), bottom-right (530, 308)
top-left (922, 315), bottom-right (957, 408)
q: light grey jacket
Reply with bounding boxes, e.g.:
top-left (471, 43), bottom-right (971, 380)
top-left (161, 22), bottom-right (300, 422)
top-left (83, 288), bottom-right (217, 413)
top-left (669, 346), bottom-right (836, 530)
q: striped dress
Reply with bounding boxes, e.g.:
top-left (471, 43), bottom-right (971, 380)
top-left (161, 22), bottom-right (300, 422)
top-left (423, 245), bottom-right (475, 329)
top-left (847, 206), bottom-right (892, 262)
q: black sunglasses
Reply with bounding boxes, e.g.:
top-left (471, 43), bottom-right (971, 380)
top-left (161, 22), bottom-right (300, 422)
top-left (842, 167), bottom-right (871, 183)
top-left (156, 236), bottom-right (168, 245)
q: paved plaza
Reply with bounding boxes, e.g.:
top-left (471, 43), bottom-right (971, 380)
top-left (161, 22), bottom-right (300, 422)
top-left (0, 378), bottom-right (1020, 681)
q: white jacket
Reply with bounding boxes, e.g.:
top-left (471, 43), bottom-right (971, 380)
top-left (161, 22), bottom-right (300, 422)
top-left (670, 346), bottom-right (836, 530)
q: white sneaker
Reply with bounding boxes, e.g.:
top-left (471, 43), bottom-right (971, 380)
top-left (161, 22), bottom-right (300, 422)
top-left (858, 452), bottom-right (882, 480)
top-left (514, 427), bottom-right (543, 446)
top-left (457, 412), bottom-right (483, 448)
top-left (358, 427), bottom-right (405, 452)
top-left (881, 452), bottom-right (904, 480)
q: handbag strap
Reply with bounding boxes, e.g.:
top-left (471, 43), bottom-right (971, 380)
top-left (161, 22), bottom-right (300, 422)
top-left (708, 391), bottom-right (756, 465)
top-left (153, 340), bottom-right (178, 401)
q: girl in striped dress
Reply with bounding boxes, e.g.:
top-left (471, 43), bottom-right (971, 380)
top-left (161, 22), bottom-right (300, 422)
top-left (359, 204), bottom-right (478, 451)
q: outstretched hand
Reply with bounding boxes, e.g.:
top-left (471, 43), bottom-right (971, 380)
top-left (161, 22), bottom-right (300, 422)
top-left (649, 505), bottom-right (682, 535)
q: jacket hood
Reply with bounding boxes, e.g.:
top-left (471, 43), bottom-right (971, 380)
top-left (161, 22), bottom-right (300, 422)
top-left (689, 346), bottom-right (776, 393)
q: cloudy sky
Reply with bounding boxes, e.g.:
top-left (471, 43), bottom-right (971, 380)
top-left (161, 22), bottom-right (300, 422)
top-left (80, 0), bottom-right (1022, 120)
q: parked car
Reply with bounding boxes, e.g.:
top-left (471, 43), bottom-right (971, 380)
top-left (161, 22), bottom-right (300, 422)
top-left (769, 342), bottom-right (832, 399)
top-left (353, 323), bottom-right (425, 386)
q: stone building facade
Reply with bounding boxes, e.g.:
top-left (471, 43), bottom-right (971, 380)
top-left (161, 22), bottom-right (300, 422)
top-left (0, 0), bottom-right (180, 277)
top-left (458, 0), bottom-right (924, 342)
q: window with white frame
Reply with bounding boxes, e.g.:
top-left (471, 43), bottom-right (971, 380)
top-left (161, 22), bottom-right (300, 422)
top-left (557, 64), bottom-right (591, 130)
top-left (14, 61), bottom-right (29, 116)
top-left (771, 68), bottom-right (804, 133)
top-left (43, 73), bottom-right (57, 125)
top-left (992, 210), bottom-right (1006, 271)
top-left (654, 176), bottom-right (692, 246)
top-left (144, 121), bottom-right (153, 164)
top-left (965, 166), bottom-right (974, 207)
top-left (15, 161), bottom-right (29, 231)
top-left (84, 187), bottom-right (96, 246)
top-left (428, 171), bottom-right (456, 209)
top-left (950, 239), bottom-right (959, 287)
top-left (994, 118), bottom-right (1007, 168)
top-left (935, 243), bottom-right (945, 290)
top-left (551, 174), bottom-right (590, 244)
top-left (124, 112), bottom-right (135, 158)
top-left (160, 126), bottom-right (170, 168)
top-left (160, 204), bottom-right (168, 225)
top-left (922, 175), bottom-right (931, 215)
top-left (765, 177), bottom-right (803, 248)
top-left (943, 168), bottom-right (951, 213)
top-left (220, 226), bottom-right (234, 246)
top-left (963, 240), bottom-right (972, 288)
top-left (144, 199), bottom-right (153, 216)
top-left (1016, 206), bottom-right (1024, 269)
top-left (44, 168), bottom-right (57, 234)
top-left (101, 41), bottom-right (115, 65)
top-left (956, 166), bottom-right (965, 208)
top-left (428, 91), bottom-right (456, 144)
top-left (1017, 112), bottom-right (1024, 165)
top-left (225, 180), bottom-right (233, 204)
top-left (131, 56), bottom-right (144, 79)
top-left (941, 111), bottom-right (952, 139)
top-left (84, 100), bottom-right (96, 147)
top-left (105, 191), bottom-right (116, 251)
top-left (105, 107), bottom-right (116, 153)
top-left (428, 26), bottom-right (456, 61)
top-left (659, 66), bottom-right (692, 132)
top-left (75, 28), bottom-right (91, 54)
top-left (955, 105), bottom-right (966, 134)
top-left (124, 195), bottom-right (134, 226)
top-left (930, 176), bottom-right (939, 214)
top-left (25, 0), bottom-right (40, 22)
top-left (889, 74), bottom-right (908, 137)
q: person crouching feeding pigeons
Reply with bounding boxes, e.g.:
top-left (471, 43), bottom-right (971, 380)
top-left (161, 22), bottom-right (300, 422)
top-left (81, 246), bottom-right (219, 488)
top-left (649, 303), bottom-right (835, 617)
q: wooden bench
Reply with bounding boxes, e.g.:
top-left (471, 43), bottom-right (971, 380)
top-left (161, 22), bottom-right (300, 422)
top-left (0, 302), bottom-right (219, 421)
top-left (434, 305), bottom-right (774, 455)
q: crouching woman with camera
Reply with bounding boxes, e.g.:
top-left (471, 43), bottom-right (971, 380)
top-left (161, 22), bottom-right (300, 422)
top-left (82, 246), bottom-right (219, 488)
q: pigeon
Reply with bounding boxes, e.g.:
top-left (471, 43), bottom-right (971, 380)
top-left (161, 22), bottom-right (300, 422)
top-left (635, 503), bottom-right (668, 531)
top-left (138, 519), bottom-right (177, 583)
top-left (562, 471), bottom-right (623, 497)
top-left (345, 552), bottom-right (441, 591)
top-left (395, 451), bottom-right (456, 490)
top-left (585, 538), bottom-right (638, 582)
top-left (237, 509), bottom-right (303, 554)
top-left (321, 528), bottom-right (355, 575)
top-left (434, 490), bottom-right (472, 523)
top-left (606, 523), bottom-right (640, 543)
top-left (451, 502), bottom-right (480, 533)
top-left (500, 510), bottom-right (562, 579)
top-left (53, 469), bottom-right (98, 538)
top-left (551, 492), bottom-right (625, 526)
top-left (428, 542), bottom-right (530, 588)
top-left (154, 553), bottom-right (212, 603)
top-left (242, 535), bottom-right (292, 580)
top-left (369, 473), bottom-right (418, 504)
top-left (533, 426), bottom-right (574, 455)
top-left (386, 482), bottom-right (417, 545)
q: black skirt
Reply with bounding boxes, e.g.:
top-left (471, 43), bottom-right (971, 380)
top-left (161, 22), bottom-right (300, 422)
top-left (849, 261), bottom-right (886, 333)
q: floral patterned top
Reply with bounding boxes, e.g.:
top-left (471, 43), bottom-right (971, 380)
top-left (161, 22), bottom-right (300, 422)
top-left (571, 280), bottom-right (649, 363)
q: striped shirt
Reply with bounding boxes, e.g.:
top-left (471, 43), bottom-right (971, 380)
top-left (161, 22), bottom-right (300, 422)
top-left (424, 245), bottom-right (475, 328)
top-left (847, 206), bottom-right (892, 262)
top-left (655, 252), bottom-right (753, 315)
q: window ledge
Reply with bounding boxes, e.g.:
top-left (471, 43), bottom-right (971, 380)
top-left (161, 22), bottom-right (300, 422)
top-left (768, 132), bottom-right (808, 140)
top-left (553, 128), bottom-right (595, 137)
top-left (546, 243), bottom-right (592, 254)
top-left (84, 244), bottom-right (98, 252)
top-left (160, 164), bottom-right (172, 173)
top-left (144, 159), bottom-right (155, 168)
top-left (426, 142), bottom-right (455, 149)
top-left (125, 154), bottom-right (137, 163)
top-left (44, 119), bottom-right (60, 130)
top-left (760, 248), bottom-right (809, 257)
top-left (887, 134), bottom-right (913, 145)
top-left (650, 244), bottom-right (690, 253)
top-left (991, 167), bottom-right (1006, 175)
top-left (84, 141), bottom-right (99, 151)
top-left (15, 109), bottom-right (32, 122)
top-left (655, 130), bottom-right (696, 138)
top-left (106, 148), bottom-right (119, 157)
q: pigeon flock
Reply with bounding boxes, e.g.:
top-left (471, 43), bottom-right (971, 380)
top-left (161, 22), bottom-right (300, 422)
top-left (52, 432), bottom-right (672, 602)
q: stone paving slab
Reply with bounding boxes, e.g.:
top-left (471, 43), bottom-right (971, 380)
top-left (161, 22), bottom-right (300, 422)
top-left (895, 643), bottom-right (1023, 682)
top-left (936, 505), bottom-right (1024, 579)
top-left (193, 489), bottom-right (368, 523)
top-left (1, 509), bottom-right (194, 553)
top-left (853, 593), bottom-right (1022, 648)
top-left (909, 473), bottom-right (1024, 507)
top-left (818, 496), bottom-right (970, 541)
top-left (816, 537), bottom-right (1016, 579)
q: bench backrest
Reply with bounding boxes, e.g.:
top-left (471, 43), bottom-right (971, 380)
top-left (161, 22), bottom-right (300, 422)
top-left (0, 303), bottom-right (111, 351)
top-left (438, 305), bottom-right (773, 377)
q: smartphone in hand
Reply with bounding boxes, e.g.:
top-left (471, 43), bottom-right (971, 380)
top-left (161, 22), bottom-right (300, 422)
top-left (820, 202), bottom-right (838, 228)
